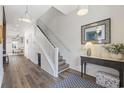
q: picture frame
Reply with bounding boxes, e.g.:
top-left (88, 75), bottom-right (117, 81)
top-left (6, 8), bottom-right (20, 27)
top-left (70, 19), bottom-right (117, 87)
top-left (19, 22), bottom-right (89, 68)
top-left (81, 18), bottom-right (111, 44)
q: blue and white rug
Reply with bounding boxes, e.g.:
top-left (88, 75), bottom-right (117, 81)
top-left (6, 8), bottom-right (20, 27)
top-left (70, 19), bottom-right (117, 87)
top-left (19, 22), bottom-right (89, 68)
top-left (50, 74), bottom-right (102, 88)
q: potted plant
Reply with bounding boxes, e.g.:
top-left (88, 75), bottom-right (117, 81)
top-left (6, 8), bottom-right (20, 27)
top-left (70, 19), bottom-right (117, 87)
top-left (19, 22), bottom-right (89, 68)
top-left (104, 43), bottom-right (124, 60)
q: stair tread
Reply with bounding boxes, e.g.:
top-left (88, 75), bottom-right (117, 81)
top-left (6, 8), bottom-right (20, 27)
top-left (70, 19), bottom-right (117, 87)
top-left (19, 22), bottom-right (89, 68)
top-left (58, 54), bottom-right (69, 73)
top-left (59, 56), bottom-right (63, 59)
top-left (59, 63), bottom-right (69, 72)
top-left (58, 56), bottom-right (64, 61)
top-left (58, 60), bottom-right (65, 66)
top-left (58, 59), bottom-right (65, 62)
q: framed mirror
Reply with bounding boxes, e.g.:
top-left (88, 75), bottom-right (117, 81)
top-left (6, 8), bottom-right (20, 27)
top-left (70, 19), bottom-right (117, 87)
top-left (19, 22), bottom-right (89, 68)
top-left (81, 18), bottom-right (111, 44)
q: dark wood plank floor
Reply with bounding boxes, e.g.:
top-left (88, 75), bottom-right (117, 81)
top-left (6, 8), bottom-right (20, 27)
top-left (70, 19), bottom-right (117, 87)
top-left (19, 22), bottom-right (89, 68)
top-left (2, 55), bottom-right (95, 88)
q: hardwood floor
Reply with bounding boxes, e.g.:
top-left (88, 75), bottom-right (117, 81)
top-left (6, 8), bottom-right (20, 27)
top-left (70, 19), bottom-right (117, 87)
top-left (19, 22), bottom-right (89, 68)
top-left (2, 55), bottom-right (95, 88)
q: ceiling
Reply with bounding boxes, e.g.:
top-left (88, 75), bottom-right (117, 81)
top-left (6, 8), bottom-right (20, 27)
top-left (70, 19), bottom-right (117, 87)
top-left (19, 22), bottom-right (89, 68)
top-left (5, 5), bottom-right (76, 40)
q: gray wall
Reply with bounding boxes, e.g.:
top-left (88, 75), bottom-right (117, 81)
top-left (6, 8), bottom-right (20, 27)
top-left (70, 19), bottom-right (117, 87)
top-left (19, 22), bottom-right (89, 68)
top-left (39, 5), bottom-right (124, 77)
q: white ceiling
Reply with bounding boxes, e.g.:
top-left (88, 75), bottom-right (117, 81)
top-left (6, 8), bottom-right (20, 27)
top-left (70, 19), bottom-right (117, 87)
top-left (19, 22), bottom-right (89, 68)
top-left (5, 5), bottom-right (51, 25)
top-left (54, 5), bottom-right (76, 15)
top-left (5, 5), bottom-right (76, 40)
top-left (5, 5), bottom-right (51, 39)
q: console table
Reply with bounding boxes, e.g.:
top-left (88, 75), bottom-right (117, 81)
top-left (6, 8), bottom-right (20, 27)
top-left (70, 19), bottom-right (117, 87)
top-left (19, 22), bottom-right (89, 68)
top-left (81, 56), bottom-right (124, 87)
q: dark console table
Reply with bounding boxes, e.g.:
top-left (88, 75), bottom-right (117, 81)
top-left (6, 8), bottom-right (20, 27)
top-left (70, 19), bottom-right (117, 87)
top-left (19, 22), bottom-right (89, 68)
top-left (81, 56), bottom-right (124, 87)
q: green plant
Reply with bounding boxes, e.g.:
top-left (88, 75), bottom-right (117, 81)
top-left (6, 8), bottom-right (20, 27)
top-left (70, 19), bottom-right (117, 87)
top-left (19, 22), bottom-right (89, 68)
top-left (104, 43), bottom-right (124, 54)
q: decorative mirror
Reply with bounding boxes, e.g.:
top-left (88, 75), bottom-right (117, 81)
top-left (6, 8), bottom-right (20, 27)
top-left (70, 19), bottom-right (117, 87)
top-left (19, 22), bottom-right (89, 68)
top-left (81, 18), bottom-right (111, 44)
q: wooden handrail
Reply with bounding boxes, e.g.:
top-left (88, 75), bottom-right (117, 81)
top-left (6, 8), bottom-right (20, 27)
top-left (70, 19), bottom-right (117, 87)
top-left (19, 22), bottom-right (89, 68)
top-left (37, 25), bottom-right (56, 48)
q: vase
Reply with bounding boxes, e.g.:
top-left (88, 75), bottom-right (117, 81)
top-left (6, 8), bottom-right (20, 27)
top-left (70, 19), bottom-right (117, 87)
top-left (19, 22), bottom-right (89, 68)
top-left (110, 53), bottom-right (124, 60)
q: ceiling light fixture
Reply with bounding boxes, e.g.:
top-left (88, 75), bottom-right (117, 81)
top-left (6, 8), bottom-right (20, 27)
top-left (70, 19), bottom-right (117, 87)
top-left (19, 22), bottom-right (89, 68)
top-left (18, 5), bottom-right (32, 23)
top-left (77, 5), bottom-right (88, 16)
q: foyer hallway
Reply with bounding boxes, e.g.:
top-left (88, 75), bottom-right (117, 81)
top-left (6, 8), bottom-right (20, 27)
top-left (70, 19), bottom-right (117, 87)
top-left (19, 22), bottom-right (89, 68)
top-left (1, 55), bottom-right (95, 88)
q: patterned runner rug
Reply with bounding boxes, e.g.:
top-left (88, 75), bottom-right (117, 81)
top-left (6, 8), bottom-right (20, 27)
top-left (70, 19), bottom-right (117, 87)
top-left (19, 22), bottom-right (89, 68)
top-left (50, 74), bottom-right (102, 88)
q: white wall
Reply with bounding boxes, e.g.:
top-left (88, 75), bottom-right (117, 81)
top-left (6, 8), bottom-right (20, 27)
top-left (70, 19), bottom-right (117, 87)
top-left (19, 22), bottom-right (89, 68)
top-left (24, 25), bottom-right (38, 64)
top-left (40, 5), bottom-right (124, 77)
top-left (24, 24), bottom-right (54, 76)
top-left (0, 6), bottom-right (2, 25)
top-left (6, 40), bottom-right (12, 54)
top-left (0, 6), bottom-right (3, 87)
top-left (0, 44), bottom-right (3, 87)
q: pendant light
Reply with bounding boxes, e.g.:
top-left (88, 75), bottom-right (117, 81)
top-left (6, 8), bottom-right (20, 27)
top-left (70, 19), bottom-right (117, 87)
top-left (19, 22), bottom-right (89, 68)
top-left (18, 5), bottom-right (32, 23)
top-left (77, 5), bottom-right (88, 16)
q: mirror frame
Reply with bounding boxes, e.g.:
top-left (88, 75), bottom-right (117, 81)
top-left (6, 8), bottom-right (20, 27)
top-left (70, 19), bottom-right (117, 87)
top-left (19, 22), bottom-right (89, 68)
top-left (81, 18), bottom-right (111, 44)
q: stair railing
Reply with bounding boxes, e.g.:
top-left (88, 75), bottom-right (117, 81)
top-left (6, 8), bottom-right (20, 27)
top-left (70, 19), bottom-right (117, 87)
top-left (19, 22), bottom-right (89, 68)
top-left (34, 26), bottom-right (59, 77)
top-left (37, 19), bottom-right (71, 53)
top-left (37, 19), bottom-right (71, 65)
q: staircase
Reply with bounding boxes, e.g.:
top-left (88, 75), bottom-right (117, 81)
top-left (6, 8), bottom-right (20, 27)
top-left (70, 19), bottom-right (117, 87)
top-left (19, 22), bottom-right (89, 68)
top-left (58, 53), bottom-right (69, 73)
top-left (35, 23), bottom-right (70, 76)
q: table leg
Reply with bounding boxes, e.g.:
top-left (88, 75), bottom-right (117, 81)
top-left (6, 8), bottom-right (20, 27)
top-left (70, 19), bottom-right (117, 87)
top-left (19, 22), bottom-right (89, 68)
top-left (84, 62), bottom-right (86, 75)
top-left (81, 62), bottom-right (83, 77)
top-left (120, 69), bottom-right (124, 87)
